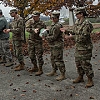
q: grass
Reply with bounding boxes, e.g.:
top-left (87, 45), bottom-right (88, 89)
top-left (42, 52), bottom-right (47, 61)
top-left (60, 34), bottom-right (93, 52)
top-left (92, 28), bottom-right (100, 33)
top-left (9, 31), bottom-right (29, 40)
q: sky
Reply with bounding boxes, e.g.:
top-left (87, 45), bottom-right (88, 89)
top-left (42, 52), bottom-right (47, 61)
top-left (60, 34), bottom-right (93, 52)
top-left (0, 4), bottom-right (13, 18)
top-left (0, 0), bottom-right (99, 18)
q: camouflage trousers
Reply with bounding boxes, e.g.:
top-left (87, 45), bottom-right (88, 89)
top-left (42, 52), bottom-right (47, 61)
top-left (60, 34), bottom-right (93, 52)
top-left (75, 49), bottom-right (94, 77)
top-left (13, 40), bottom-right (24, 63)
top-left (0, 39), bottom-right (12, 61)
top-left (28, 40), bottom-right (44, 67)
top-left (50, 46), bottom-right (65, 73)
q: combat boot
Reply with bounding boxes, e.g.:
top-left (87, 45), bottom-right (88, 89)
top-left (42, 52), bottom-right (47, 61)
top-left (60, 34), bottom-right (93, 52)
top-left (28, 64), bottom-right (38, 73)
top-left (14, 64), bottom-right (20, 69)
top-left (86, 77), bottom-right (94, 88)
top-left (5, 60), bottom-right (14, 67)
top-left (35, 67), bottom-right (43, 76)
top-left (46, 70), bottom-right (57, 76)
top-left (14, 61), bottom-right (25, 71)
top-left (73, 75), bottom-right (84, 83)
top-left (56, 73), bottom-right (65, 81)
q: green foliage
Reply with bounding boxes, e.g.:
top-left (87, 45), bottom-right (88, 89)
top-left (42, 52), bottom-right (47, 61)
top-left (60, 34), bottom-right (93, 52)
top-left (88, 18), bottom-right (100, 23)
top-left (25, 31), bottom-right (30, 38)
top-left (92, 28), bottom-right (100, 33)
top-left (9, 32), bottom-right (12, 39)
top-left (45, 20), bottom-right (52, 26)
top-left (63, 18), bottom-right (69, 25)
top-left (9, 31), bottom-right (30, 40)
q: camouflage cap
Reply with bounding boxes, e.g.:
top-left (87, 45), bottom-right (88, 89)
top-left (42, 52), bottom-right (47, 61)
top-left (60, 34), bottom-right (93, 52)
top-left (32, 11), bottom-right (41, 16)
top-left (9, 9), bottom-right (17, 14)
top-left (51, 11), bottom-right (60, 18)
top-left (74, 7), bottom-right (88, 16)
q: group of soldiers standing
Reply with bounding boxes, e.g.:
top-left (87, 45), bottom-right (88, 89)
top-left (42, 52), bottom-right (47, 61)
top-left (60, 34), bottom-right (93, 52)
top-left (0, 7), bottom-right (94, 88)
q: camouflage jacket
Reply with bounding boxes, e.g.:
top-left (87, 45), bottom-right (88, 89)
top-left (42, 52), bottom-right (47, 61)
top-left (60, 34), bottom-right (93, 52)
top-left (66, 18), bottom-right (93, 50)
top-left (46, 22), bottom-right (63, 47)
top-left (26, 19), bottom-right (46, 43)
top-left (0, 15), bottom-right (9, 39)
top-left (10, 15), bottom-right (24, 41)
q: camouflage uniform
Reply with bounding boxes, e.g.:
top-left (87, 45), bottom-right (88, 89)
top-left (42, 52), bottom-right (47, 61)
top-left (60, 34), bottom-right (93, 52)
top-left (0, 9), bottom-right (13, 66)
top-left (26, 11), bottom-right (46, 75)
top-left (9, 9), bottom-right (25, 70)
top-left (73, 19), bottom-right (94, 78)
top-left (46, 11), bottom-right (66, 81)
top-left (65, 7), bottom-right (94, 87)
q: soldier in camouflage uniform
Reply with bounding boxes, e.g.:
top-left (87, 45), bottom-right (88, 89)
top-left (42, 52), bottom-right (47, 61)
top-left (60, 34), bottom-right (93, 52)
top-left (5, 9), bottom-right (25, 71)
top-left (0, 9), bottom-right (13, 67)
top-left (26, 11), bottom-right (46, 76)
top-left (63, 7), bottom-right (94, 87)
top-left (46, 11), bottom-right (66, 81)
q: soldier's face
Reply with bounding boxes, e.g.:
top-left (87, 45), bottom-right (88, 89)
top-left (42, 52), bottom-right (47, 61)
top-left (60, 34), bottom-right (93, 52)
top-left (76, 13), bottom-right (83, 19)
top-left (10, 12), bottom-right (15, 17)
top-left (52, 17), bottom-right (58, 22)
top-left (33, 16), bottom-right (40, 21)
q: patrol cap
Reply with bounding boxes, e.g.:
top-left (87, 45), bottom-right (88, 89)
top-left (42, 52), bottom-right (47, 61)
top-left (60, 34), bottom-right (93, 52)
top-left (32, 11), bottom-right (41, 16)
top-left (9, 9), bottom-right (17, 14)
top-left (74, 7), bottom-right (88, 16)
top-left (51, 11), bottom-right (60, 18)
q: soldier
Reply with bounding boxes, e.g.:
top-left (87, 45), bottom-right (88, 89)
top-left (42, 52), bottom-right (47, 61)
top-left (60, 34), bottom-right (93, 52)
top-left (61, 7), bottom-right (94, 87)
top-left (4, 9), bottom-right (25, 71)
top-left (0, 9), bottom-right (13, 67)
top-left (26, 11), bottom-right (46, 76)
top-left (46, 11), bottom-right (66, 81)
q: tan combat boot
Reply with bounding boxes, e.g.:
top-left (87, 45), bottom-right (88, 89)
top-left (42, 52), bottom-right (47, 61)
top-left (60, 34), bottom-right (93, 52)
top-left (73, 75), bottom-right (84, 83)
top-left (35, 67), bottom-right (43, 76)
top-left (46, 70), bottom-right (57, 76)
top-left (14, 62), bottom-right (25, 71)
top-left (86, 77), bottom-right (94, 88)
top-left (56, 73), bottom-right (65, 81)
top-left (28, 64), bottom-right (38, 73)
top-left (14, 64), bottom-right (20, 69)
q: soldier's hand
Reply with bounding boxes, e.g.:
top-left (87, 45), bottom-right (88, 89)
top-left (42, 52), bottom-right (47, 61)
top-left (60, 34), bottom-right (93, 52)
top-left (3, 29), bottom-right (10, 33)
top-left (3, 29), bottom-right (7, 33)
top-left (60, 28), bottom-right (65, 33)
top-left (34, 28), bottom-right (39, 33)
top-left (6, 29), bottom-right (11, 33)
